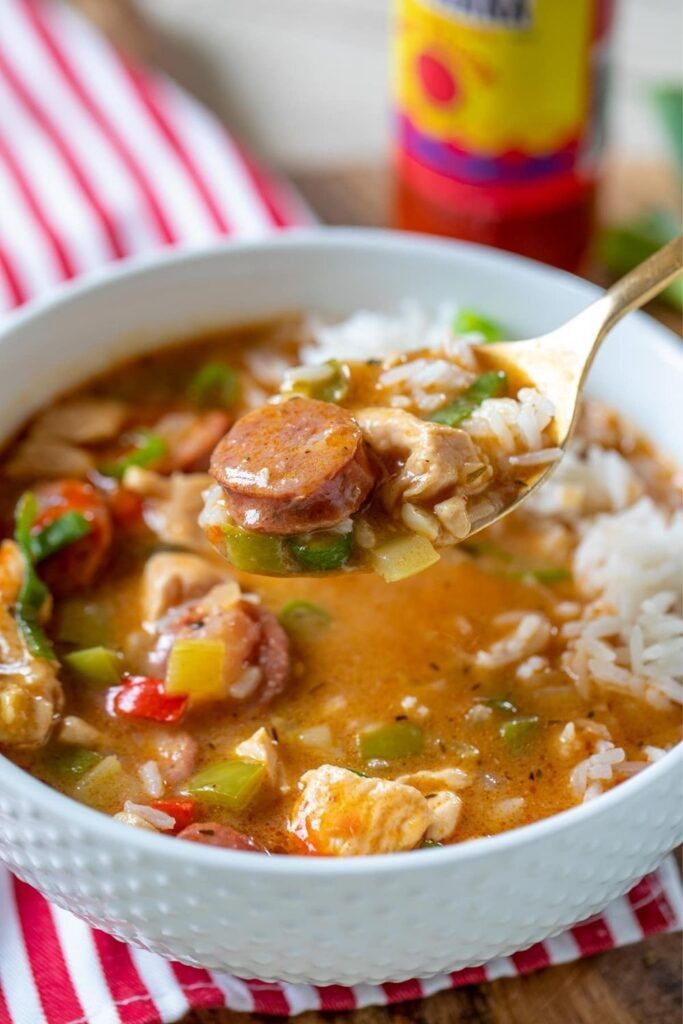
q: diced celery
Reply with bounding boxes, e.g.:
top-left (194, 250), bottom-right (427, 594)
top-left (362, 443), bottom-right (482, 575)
top-left (45, 746), bottom-right (102, 779)
top-left (165, 638), bottom-right (226, 701)
top-left (73, 754), bottom-right (130, 809)
top-left (63, 646), bottom-right (122, 687)
top-left (369, 534), bottom-right (439, 582)
top-left (187, 760), bottom-right (266, 812)
top-left (279, 600), bottom-right (331, 638)
top-left (453, 308), bottom-right (505, 343)
top-left (499, 716), bottom-right (540, 755)
top-left (358, 722), bottom-right (424, 761)
top-left (221, 523), bottom-right (291, 575)
top-left (287, 531), bottom-right (352, 572)
top-left (282, 360), bottom-right (350, 403)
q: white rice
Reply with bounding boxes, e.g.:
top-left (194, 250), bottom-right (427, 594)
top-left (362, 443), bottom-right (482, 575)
top-left (508, 446), bottom-right (564, 467)
top-left (570, 740), bottom-right (626, 801)
top-left (527, 444), bottom-right (642, 518)
top-left (463, 388), bottom-right (555, 459)
top-left (123, 801), bottom-right (174, 831)
top-left (563, 498), bottom-right (683, 706)
top-left (138, 760), bottom-right (163, 798)
top-left (304, 301), bottom-right (459, 364)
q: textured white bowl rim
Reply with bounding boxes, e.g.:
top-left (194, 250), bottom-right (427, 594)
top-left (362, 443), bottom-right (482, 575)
top-left (0, 226), bottom-right (681, 879)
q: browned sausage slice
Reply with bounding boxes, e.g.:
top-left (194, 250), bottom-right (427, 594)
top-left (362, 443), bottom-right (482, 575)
top-left (177, 822), bottom-right (264, 851)
top-left (210, 397), bottom-right (375, 534)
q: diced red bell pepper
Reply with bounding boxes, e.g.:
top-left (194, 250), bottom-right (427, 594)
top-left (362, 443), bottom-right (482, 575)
top-left (108, 675), bottom-right (187, 724)
top-left (150, 798), bottom-right (197, 834)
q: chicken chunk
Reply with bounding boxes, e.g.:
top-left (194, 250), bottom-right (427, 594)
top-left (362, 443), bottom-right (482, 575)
top-left (5, 399), bottom-right (127, 479)
top-left (357, 407), bottom-right (491, 509)
top-left (0, 542), bottom-right (62, 748)
top-left (397, 767), bottom-right (472, 794)
top-left (5, 437), bottom-right (95, 479)
top-left (289, 765), bottom-right (431, 856)
top-left (142, 551), bottom-right (229, 622)
top-left (424, 791), bottom-right (462, 842)
top-left (123, 468), bottom-right (212, 551)
top-left (0, 605), bottom-right (62, 749)
top-left (32, 399), bottom-right (128, 444)
top-left (235, 726), bottom-right (279, 784)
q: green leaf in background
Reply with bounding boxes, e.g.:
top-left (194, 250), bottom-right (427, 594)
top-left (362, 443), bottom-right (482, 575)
top-left (651, 84), bottom-right (683, 175)
top-left (598, 210), bottom-right (683, 312)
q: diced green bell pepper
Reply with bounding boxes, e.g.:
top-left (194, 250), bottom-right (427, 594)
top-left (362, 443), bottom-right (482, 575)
top-left (499, 715), bottom-right (540, 755)
top-left (221, 524), bottom-right (291, 575)
top-left (63, 646), bottom-right (122, 687)
top-left (358, 722), bottom-right (425, 761)
top-left (287, 531), bottom-right (352, 572)
top-left (187, 760), bottom-right (266, 812)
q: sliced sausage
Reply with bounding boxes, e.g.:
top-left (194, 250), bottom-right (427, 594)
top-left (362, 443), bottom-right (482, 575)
top-left (210, 397), bottom-right (375, 534)
top-left (155, 411), bottom-right (231, 472)
top-left (148, 583), bottom-right (290, 706)
top-left (33, 480), bottom-right (112, 594)
top-left (177, 822), bottom-right (263, 851)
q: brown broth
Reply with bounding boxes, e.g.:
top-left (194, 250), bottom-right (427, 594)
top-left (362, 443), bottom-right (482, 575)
top-left (1, 317), bottom-right (680, 854)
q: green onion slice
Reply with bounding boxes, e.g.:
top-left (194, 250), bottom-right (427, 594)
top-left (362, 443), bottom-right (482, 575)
top-left (287, 531), bottom-right (352, 572)
top-left (44, 746), bottom-right (102, 779)
top-left (429, 371), bottom-right (508, 427)
top-left (188, 361), bottom-right (240, 408)
top-left (31, 510), bottom-right (91, 563)
top-left (453, 308), bottom-right (505, 343)
top-left (13, 493), bottom-right (55, 660)
top-left (483, 697), bottom-right (518, 714)
top-left (100, 431), bottom-right (167, 479)
top-left (358, 722), bottom-right (425, 761)
top-left (279, 600), bottom-right (331, 637)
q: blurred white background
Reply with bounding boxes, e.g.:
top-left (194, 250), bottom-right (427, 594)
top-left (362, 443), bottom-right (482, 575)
top-left (138, 0), bottom-right (682, 170)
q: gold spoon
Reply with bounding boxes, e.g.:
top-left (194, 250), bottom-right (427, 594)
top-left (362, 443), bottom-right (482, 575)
top-left (471, 234), bottom-right (683, 533)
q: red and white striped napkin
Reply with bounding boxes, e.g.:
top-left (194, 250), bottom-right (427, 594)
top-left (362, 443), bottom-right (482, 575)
top-left (0, 1), bottom-right (681, 1021)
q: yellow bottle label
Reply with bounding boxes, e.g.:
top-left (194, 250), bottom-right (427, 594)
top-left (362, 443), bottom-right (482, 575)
top-left (394, 0), bottom-right (610, 213)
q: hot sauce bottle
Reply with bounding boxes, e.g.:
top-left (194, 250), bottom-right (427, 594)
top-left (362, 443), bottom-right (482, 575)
top-left (392, 0), bottom-right (616, 271)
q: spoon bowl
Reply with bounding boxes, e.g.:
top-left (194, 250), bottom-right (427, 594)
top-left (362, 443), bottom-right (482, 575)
top-left (469, 235), bottom-right (683, 536)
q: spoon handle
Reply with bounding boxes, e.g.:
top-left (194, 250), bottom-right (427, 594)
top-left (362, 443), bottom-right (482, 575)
top-left (582, 235), bottom-right (682, 348)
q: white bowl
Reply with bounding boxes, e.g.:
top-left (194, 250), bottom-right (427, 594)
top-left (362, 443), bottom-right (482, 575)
top-left (0, 229), bottom-right (681, 985)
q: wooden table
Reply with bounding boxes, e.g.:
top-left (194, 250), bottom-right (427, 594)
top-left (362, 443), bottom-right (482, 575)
top-left (175, 163), bottom-right (681, 1024)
